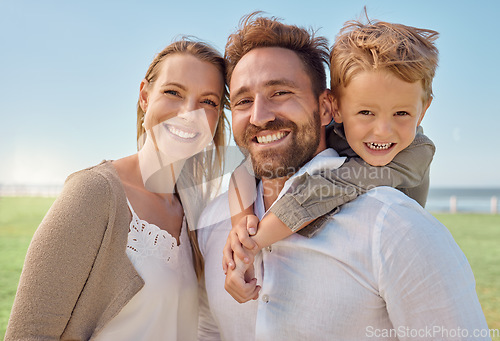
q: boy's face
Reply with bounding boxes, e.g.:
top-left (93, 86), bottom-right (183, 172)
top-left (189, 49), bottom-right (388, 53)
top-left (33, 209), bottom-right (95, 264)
top-left (333, 70), bottom-right (431, 166)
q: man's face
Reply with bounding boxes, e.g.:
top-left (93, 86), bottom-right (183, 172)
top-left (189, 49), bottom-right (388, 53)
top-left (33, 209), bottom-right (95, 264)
top-left (230, 47), bottom-right (330, 179)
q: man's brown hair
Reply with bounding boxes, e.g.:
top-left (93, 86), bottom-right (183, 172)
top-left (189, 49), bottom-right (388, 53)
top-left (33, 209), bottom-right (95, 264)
top-left (225, 12), bottom-right (330, 98)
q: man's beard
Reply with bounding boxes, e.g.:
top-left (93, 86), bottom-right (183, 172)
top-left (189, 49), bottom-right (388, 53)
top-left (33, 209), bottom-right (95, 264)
top-left (235, 111), bottom-right (321, 179)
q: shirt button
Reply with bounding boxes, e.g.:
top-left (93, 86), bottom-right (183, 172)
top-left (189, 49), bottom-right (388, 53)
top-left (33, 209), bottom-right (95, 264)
top-left (262, 294), bottom-right (270, 303)
top-left (265, 246), bottom-right (272, 252)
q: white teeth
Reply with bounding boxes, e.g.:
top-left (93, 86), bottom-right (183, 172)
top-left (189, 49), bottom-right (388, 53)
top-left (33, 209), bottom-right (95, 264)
top-left (256, 132), bottom-right (287, 144)
top-left (167, 126), bottom-right (196, 139)
top-left (367, 142), bottom-right (393, 150)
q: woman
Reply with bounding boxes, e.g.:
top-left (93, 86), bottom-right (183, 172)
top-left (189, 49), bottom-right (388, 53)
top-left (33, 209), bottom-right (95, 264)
top-left (5, 39), bottom-right (228, 340)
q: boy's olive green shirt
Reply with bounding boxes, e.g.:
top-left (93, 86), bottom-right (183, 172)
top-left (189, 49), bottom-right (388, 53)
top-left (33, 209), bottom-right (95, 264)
top-left (5, 161), bottom-right (144, 341)
top-left (270, 123), bottom-right (435, 237)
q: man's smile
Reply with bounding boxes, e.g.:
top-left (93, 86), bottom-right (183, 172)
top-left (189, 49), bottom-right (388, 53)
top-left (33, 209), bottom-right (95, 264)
top-left (254, 130), bottom-right (290, 145)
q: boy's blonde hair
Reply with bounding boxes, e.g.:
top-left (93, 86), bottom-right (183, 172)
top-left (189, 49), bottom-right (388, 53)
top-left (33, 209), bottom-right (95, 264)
top-left (331, 18), bottom-right (439, 103)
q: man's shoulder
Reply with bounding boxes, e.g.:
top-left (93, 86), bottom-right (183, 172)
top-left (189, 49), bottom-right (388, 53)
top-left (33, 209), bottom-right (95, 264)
top-left (357, 186), bottom-right (445, 234)
top-left (197, 191), bottom-right (230, 229)
top-left (196, 191), bottom-right (232, 254)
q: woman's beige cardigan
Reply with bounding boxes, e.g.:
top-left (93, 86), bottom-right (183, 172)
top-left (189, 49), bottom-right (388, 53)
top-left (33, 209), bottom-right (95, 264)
top-left (5, 161), bottom-right (145, 340)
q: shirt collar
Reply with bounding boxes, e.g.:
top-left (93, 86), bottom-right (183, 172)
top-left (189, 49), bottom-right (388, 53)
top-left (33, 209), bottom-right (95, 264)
top-left (254, 148), bottom-right (346, 219)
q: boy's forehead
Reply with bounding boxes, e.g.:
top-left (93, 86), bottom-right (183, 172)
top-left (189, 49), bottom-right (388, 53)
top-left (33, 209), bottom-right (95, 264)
top-left (340, 70), bottom-right (426, 108)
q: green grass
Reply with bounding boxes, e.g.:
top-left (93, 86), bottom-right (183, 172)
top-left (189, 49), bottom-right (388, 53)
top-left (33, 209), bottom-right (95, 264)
top-left (0, 197), bottom-right (55, 339)
top-left (0, 198), bottom-right (499, 339)
top-left (434, 213), bottom-right (500, 340)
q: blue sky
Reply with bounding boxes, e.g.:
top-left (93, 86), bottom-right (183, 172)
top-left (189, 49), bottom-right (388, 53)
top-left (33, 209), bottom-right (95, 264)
top-left (1, 0), bottom-right (499, 188)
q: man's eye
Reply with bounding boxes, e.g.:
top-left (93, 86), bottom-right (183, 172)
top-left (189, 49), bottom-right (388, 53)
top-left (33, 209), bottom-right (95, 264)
top-left (234, 99), bottom-right (253, 107)
top-left (202, 99), bottom-right (218, 107)
top-left (273, 90), bottom-right (291, 97)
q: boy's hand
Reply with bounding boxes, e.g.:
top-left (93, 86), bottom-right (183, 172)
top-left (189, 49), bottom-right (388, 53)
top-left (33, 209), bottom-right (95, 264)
top-left (222, 215), bottom-right (260, 274)
top-left (225, 257), bottom-right (261, 303)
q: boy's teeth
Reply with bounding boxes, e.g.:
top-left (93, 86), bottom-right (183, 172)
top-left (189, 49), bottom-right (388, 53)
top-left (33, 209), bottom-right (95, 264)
top-left (367, 142), bottom-right (393, 150)
top-left (256, 132), bottom-right (287, 144)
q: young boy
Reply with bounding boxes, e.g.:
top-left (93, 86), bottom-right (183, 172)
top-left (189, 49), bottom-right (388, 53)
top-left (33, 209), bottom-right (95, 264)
top-left (223, 17), bottom-right (439, 296)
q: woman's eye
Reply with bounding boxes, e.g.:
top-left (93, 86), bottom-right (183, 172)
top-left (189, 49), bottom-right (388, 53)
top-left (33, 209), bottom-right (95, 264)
top-left (164, 90), bottom-right (180, 96)
top-left (202, 99), bottom-right (218, 107)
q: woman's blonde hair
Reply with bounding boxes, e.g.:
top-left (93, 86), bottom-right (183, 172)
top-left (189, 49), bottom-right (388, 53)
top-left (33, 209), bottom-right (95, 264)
top-left (136, 39), bottom-right (229, 279)
top-left (331, 17), bottom-right (439, 103)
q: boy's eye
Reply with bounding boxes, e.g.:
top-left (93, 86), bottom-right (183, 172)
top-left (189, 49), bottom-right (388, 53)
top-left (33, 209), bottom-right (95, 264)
top-left (202, 99), bottom-right (218, 107)
top-left (358, 110), bottom-right (373, 116)
top-left (395, 111), bottom-right (409, 116)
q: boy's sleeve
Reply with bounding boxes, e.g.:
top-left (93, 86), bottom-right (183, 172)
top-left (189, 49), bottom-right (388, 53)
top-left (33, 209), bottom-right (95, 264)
top-left (269, 126), bottom-right (435, 237)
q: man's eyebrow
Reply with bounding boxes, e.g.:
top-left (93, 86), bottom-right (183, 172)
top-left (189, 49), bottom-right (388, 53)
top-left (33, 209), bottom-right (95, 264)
top-left (230, 86), bottom-right (250, 101)
top-left (265, 79), bottom-right (298, 88)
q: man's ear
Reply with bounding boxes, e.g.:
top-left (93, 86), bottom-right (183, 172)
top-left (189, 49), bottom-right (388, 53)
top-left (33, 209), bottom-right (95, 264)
top-left (418, 97), bottom-right (433, 126)
top-left (139, 79), bottom-right (150, 112)
top-left (331, 96), bottom-right (343, 123)
top-left (318, 89), bottom-right (333, 127)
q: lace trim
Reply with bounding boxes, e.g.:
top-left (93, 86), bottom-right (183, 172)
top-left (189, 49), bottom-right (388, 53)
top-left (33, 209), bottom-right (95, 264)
top-left (126, 210), bottom-right (182, 266)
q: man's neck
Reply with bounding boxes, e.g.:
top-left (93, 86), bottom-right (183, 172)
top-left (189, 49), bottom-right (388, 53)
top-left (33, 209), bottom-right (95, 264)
top-left (261, 176), bottom-right (290, 211)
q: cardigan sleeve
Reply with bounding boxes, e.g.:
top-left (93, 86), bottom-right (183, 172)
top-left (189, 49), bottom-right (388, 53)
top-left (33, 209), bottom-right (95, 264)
top-left (5, 169), bottom-right (113, 340)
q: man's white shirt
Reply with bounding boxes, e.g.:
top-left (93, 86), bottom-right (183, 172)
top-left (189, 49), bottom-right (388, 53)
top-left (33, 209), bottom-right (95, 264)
top-left (197, 149), bottom-right (490, 341)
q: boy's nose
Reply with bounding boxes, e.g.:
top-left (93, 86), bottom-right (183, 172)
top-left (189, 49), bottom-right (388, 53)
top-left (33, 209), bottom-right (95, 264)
top-left (249, 95), bottom-right (275, 127)
top-left (372, 118), bottom-right (394, 137)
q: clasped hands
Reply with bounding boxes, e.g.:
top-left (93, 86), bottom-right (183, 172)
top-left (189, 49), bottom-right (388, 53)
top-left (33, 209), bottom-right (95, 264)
top-left (222, 214), bottom-right (262, 303)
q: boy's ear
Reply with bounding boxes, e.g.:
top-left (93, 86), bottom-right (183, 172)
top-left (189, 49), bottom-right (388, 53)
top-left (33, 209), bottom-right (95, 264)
top-left (418, 97), bottom-right (433, 126)
top-left (318, 89), bottom-right (333, 127)
top-left (332, 97), bottom-right (343, 123)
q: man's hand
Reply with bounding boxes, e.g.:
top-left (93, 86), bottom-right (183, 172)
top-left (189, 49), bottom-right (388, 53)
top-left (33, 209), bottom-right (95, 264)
top-left (222, 215), bottom-right (260, 274)
top-left (225, 256), bottom-right (261, 303)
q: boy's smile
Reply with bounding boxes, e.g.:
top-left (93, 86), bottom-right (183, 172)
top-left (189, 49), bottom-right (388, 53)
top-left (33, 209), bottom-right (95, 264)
top-left (334, 70), bottom-right (431, 166)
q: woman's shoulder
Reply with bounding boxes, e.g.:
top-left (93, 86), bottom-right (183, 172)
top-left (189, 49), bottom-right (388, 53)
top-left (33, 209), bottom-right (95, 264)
top-left (65, 161), bottom-right (120, 191)
top-left (59, 161), bottom-right (125, 212)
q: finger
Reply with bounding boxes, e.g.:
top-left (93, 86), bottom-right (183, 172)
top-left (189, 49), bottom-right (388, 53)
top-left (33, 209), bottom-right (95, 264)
top-left (225, 267), bottom-right (257, 303)
top-left (246, 215), bottom-right (259, 236)
top-left (222, 238), bottom-right (235, 273)
top-left (231, 236), bottom-right (250, 263)
top-left (251, 285), bottom-right (261, 300)
top-left (237, 228), bottom-right (258, 250)
top-left (225, 272), bottom-right (258, 303)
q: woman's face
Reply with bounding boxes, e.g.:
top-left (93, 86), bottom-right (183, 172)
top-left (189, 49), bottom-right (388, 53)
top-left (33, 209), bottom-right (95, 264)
top-left (141, 53), bottom-right (224, 159)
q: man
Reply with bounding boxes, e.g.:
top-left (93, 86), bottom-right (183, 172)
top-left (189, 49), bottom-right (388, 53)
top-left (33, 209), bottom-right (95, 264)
top-left (197, 13), bottom-right (490, 341)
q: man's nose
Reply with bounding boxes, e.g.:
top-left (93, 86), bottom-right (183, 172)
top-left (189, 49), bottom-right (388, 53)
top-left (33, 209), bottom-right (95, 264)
top-left (249, 95), bottom-right (275, 126)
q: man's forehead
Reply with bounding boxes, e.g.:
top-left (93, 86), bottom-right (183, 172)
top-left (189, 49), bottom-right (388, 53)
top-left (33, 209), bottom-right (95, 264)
top-left (229, 47), bottom-right (309, 93)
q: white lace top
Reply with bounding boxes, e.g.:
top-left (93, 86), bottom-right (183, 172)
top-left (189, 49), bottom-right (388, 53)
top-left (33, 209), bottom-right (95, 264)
top-left (94, 199), bottom-right (198, 341)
